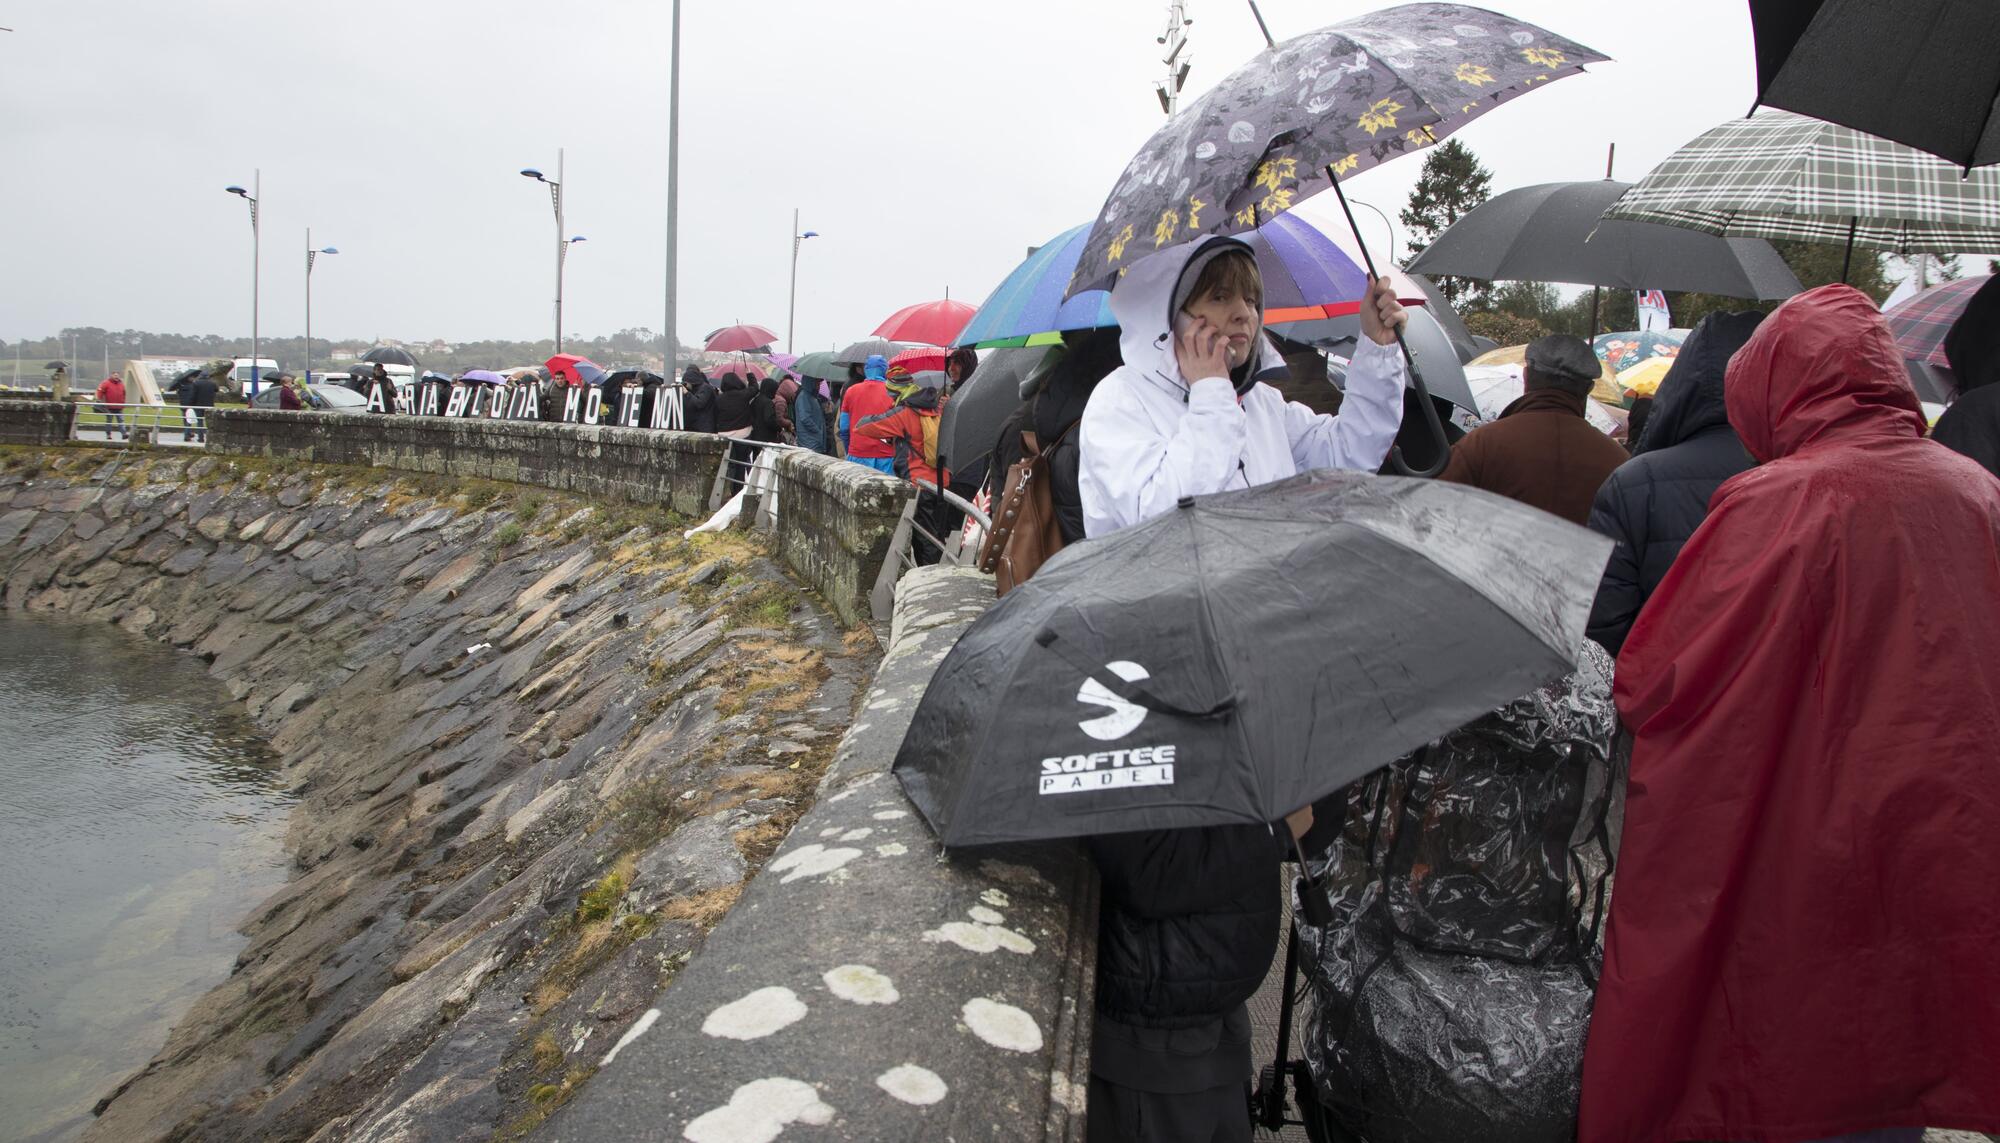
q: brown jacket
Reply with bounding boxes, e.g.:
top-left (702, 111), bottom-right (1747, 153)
top-left (1439, 387), bottom-right (1629, 525)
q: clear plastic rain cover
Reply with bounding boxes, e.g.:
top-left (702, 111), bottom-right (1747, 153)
top-left (1297, 640), bottom-right (1621, 1143)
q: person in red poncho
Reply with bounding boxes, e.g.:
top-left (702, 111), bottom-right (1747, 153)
top-left (1579, 284), bottom-right (2000, 1143)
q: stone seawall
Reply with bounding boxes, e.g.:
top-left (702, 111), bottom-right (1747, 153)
top-left (0, 398), bottom-right (74, 446)
top-left (0, 448), bottom-right (874, 1141)
top-left (205, 409), bottom-right (912, 627)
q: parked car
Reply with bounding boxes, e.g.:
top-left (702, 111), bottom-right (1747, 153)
top-left (250, 383), bottom-right (368, 412)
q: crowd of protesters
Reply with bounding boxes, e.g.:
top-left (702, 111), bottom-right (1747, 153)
top-left (990, 232), bottom-right (2000, 1143)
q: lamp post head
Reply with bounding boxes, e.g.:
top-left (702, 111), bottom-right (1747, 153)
top-left (319, 246), bottom-right (339, 255)
top-left (520, 168), bottom-right (548, 182)
top-left (225, 185), bottom-right (249, 197)
top-left (802, 230), bottom-right (820, 240)
top-left (568, 235), bottom-right (586, 244)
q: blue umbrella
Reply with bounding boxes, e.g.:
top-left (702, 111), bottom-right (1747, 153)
top-left (955, 224), bottom-right (1116, 348)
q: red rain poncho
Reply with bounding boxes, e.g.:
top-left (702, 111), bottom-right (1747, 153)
top-left (1580, 285), bottom-right (2000, 1143)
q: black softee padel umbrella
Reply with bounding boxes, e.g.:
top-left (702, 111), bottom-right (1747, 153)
top-left (1066, 2), bottom-right (1606, 475)
top-left (1750, 0), bottom-right (2000, 170)
top-left (893, 470), bottom-right (1610, 848)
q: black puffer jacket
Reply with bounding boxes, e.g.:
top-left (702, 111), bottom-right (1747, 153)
top-left (713, 374), bottom-right (753, 433)
top-left (1089, 824), bottom-right (1288, 1029)
top-left (1585, 312), bottom-right (1762, 654)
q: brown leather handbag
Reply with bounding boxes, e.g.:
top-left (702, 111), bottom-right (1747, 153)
top-left (977, 425), bottom-right (1072, 597)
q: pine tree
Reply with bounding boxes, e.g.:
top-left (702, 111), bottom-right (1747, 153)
top-left (1399, 139), bottom-right (1494, 307)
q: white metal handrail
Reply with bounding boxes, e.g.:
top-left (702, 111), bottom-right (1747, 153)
top-left (69, 400), bottom-right (209, 448)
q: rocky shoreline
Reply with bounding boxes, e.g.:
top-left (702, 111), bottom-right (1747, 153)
top-left (0, 447), bottom-right (875, 1141)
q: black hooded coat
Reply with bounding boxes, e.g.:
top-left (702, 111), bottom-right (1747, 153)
top-left (1930, 275), bottom-right (2000, 479)
top-left (713, 373), bottom-right (754, 434)
top-left (751, 377), bottom-right (784, 443)
top-left (681, 366), bottom-right (718, 434)
top-left (1584, 311), bottom-right (1763, 654)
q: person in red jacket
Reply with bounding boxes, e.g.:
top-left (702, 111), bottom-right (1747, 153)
top-left (93, 373), bottom-right (127, 439)
top-left (835, 354), bottom-right (897, 474)
top-left (853, 373), bottom-right (949, 562)
top-left (1579, 284), bottom-right (2000, 1143)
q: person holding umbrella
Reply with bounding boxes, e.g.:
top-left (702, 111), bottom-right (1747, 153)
top-left (1077, 236), bottom-right (1408, 538)
top-left (1072, 235), bottom-right (1406, 1142)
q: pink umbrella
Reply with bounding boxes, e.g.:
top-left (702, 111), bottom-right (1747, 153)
top-left (707, 359), bottom-right (768, 381)
top-left (766, 352), bottom-right (803, 380)
top-left (873, 299), bottom-right (977, 347)
top-left (704, 323), bottom-right (781, 353)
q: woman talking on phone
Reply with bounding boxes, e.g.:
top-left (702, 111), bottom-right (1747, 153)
top-left (1073, 235), bottom-right (1407, 1142)
top-left (1078, 235), bottom-right (1408, 538)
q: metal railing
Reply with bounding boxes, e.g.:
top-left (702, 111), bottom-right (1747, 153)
top-left (70, 401), bottom-right (210, 448)
top-left (867, 478), bottom-right (993, 622)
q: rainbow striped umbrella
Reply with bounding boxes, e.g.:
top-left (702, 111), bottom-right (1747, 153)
top-left (958, 216), bottom-right (1422, 349)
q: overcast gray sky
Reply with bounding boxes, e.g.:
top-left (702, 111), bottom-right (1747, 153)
top-left (0, 0), bottom-right (1763, 352)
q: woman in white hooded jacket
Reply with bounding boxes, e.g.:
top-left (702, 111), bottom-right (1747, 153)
top-left (1079, 234), bottom-right (1408, 539)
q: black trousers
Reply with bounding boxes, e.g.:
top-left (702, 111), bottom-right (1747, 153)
top-left (1087, 1075), bottom-right (1250, 1143)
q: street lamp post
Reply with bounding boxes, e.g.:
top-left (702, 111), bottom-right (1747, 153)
top-left (226, 172), bottom-right (261, 391)
top-left (665, 0), bottom-right (682, 384)
top-left (305, 229), bottom-right (339, 383)
top-left (520, 151), bottom-right (580, 353)
top-left (787, 210), bottom-right (819, 353)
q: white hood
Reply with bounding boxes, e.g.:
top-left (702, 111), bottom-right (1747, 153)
top-left (1108, 235), bottom-right (1288, 393)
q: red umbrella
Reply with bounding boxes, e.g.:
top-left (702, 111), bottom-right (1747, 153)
top-left (888, 346), bottom-right (950, 373)
top-left (545, 354), bottom-right (606, 386)
top-left (704, 324), bottom-right (781, 353)
top-left (873, 299), bottom-right (977, 347)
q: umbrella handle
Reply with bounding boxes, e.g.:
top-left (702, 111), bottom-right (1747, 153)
top-left (1325, 165), bottom-right (1451, 478)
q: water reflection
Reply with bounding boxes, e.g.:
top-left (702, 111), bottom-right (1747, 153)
top-left (0, 613), bottom-right (294, 1143)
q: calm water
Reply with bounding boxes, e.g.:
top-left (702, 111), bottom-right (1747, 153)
top-left (0, 614), bottom-right (294, 1143)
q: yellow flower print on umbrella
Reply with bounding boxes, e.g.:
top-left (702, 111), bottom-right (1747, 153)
top-left (1521, 47), bottom-right (1568, 69)
top-left (1187, 196), bottom-right (1207, 229)
top-left (1106, 223), bottom-right (1136, 264)
top-left (1153, 208), bottom-right (1181, 248)
top-left (1455, 62), bottom-right (1495, 87)
top-left (1358, 97), bottom-right (1405, 136)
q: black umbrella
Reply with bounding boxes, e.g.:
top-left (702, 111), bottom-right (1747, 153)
top-left (1405, 179), bottom-right (1804, 299)
top-left (1408, 273), bottom-right (1480, 363)
top-left (360, 345), bottom-right (420, 369)
top-left (936, 346), bottom-right (1054, 477)
top-left (1750, 0), bottom-right (2000, 170)
top-left (1269, 305), bottom-right (1481, 415)
top-left (893, 470), bottom-right (1610, 848)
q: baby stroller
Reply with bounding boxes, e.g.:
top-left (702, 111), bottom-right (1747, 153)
top-left (1250, 644), bottom-right (1620, 1143)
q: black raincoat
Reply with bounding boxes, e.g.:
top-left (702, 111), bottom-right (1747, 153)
top-left (713, 374), bottom-right (753, 434)
top-left (1585, 312), bottom-right (1763, 654)
top-left (1931, 384), bottom-right (2000, 478)
top-left (681, 367), bottom-right (717, 434)
top-left (750, 377), bottom-right (783, 443)
top-left (1933, 275), bottom-right (2000, 478)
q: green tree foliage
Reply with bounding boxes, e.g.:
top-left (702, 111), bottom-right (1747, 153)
top-left (1400, 139), bottom-right (1494, 308)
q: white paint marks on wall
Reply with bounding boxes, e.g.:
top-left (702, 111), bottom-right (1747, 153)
top-left (701, 987), bottom-right (807, 1041)
top-left (682, 1077), bottom-right (835, 1143)
top-left (871, 810), bottom-right (909, 821)
top-left (875, 1064), bottom-right (949, 1106)
top-left (823, 964), bottom-right (900, 1005)
top-left (979, 889), bottom-right (1011, 909)
top-left (826, 771), bottom-right (880, 804)
top-left (963, 998), bottom-right (1044, 1053)
top-left (766, 844), bottom-right (863, 884)
top-left (599, 1008), bottom-right (661, 1067)
top-left (818, 827), bottom-right (841, 838)
top-left (1049, 1071), bottom-right (1088, 1116)
top-left (837, 827), bottom-right (873, 842)
top-left (876, 842), bottom-right (908, 858)
top-left (967, 906), bottom-right (1003, 925)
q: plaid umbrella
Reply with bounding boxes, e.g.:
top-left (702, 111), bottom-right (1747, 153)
top-left (1883, 274), bottom-right (1993, 369)
top-left (1602, 110), bottom-right (2000, 258)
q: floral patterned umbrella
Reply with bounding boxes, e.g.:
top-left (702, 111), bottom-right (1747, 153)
top-left (1068, 3), bottom-right (1605, 294)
